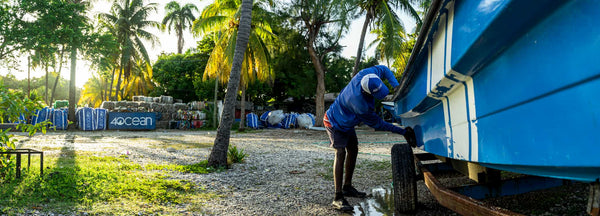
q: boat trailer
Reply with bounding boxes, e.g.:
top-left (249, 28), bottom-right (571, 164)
top-left (391, 143), bottom-right (600, 216)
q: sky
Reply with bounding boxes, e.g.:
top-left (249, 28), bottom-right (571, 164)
top-left (1, 0), bottom-right (417, 88)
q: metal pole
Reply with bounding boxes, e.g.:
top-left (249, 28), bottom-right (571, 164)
top-left (28, 149), bottom-right (31, 168)
top-left (16, 153), bottom-right (21, 178)
top-left (40, 152), bottom-right (44, 177)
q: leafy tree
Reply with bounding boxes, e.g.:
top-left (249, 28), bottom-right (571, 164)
top-left (0, 1), bottom-right (25, 63)
top-left (286, 0), bottom-right (358, 126)
top-left (0, 81), bottom-right (48, 181)
top-left (193, 0), bottom-right (276, 129)
top-left (208, 0), bottom-right (253, 168)
top-left (100, 0), bottom-right (160, 100)
top-left (162, 1), bottom-right (198, 54)
top-left (351, 0), bottom-right (422, 76)
top-left (79, 72), bottom-right (108, 107)
top-left (152, 52), bottom-right (202, 102)
top-left (84, 31), bottom-right (120, 102)
top-left (192, 37), bottom-right (222, 101)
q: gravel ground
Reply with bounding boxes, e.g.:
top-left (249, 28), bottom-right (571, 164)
top-left (12, 128), bottom-right (591, 215)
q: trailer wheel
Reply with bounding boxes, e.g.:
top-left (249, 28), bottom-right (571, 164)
top-left (391, 143), bottom-right (417, 214)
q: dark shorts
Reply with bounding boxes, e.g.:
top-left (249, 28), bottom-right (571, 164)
top-left (325, 125), bottom-right (358, 149)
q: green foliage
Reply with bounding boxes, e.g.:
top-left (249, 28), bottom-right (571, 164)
top-left (151, 51), bottom-right (209, 102)
top-left (145, 160), bottom-right (224, 174)
top-left (227, 145), bottom-right (247, 164)
top-left (0, 151), bottom-right (217, 214)
top-left (0, 82), bottom-right (48, 181)
top-left (1, 73), bottom-right (74, 104)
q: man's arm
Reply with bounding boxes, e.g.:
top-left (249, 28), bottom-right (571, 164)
top-left (358, 111), bottom-right (405, 135)
top-left (376, 65), bottom-right (400, 88)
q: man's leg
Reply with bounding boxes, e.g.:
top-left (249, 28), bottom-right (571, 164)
top-left (334, 148), bottom-right (346, 194)
top-left (343, 138), bottom-right (358, 187)
top-left (326, 124), bottom-right (352, 211)
top-left (342, 130), bottom-right (366, 198)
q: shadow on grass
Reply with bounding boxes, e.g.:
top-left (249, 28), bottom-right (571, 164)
top-left (0, 135), bottom-right (81, 214)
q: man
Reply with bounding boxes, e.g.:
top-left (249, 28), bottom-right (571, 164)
top-left (323, 65), bottom-right (415, 211)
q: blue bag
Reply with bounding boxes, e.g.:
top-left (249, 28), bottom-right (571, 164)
top-left (283, 113), bottom-right (298, 129)
top-left (77, 107), bottom-right (95, 131)
top-left (94, 108), bottom-right (108, 130)
top-left (246, 113), bottom-right (259, 129)
top-left (52, 109), bottom-right (68, 130)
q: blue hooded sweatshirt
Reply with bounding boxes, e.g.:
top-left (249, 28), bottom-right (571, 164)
top-left (325, 65), bottom-right (405, 134)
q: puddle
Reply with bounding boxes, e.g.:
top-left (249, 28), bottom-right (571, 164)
top-left (353, 186), bottom-right (395, 216)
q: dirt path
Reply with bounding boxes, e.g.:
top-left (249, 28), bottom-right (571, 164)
top-left (13, 128), bottom-right (589, 215)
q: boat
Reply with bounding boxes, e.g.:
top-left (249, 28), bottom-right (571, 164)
top-left (392, 0), bottom-right (600, 185)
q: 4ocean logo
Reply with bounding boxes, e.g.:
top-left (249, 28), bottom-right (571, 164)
top-left (109, 116), bottom-right (153, 126)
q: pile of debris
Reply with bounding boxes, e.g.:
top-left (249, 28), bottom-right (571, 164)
top-left (100, 95), bottom-right (207, 129)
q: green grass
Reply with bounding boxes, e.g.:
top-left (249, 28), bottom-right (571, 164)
top-left (0, 149), bottom-right (218, 215)
top-left (149, 141), bottom-right (213, 150)
top-left (314, 158), bottom-right (334, 181)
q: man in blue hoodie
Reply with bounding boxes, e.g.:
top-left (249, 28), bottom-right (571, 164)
top-left (324, 65), bottom-right (415, 211)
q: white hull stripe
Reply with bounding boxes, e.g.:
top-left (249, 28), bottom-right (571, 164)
top-left (427, 1), bottom-right (479, 161)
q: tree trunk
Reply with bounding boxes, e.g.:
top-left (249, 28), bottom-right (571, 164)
top-left (27, 56), bottom-right (30, 97)
top-left (114, 65), bottom-right (124, 100)
top-left (307, 39), bottom-right (326, 127)
top-left (177, 24), bottom-right (183, 54)
top-left (239, 83), bottom-right (246, 130)
top-left (213, 76), bottom-right (219, 128)
top-left (45, 64), bottom-right (49, 105)
top-left (352, 10), bottom-right (372, 77)
top-left (108, 67), bottom-right (116, 101)
top-left (68, 48), bottom-right (77, 128)
top-left (208, 0), bottom-right (253, 168)
top-left (50, 48), bottom-right (65, 104)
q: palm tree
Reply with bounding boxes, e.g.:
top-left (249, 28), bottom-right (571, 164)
top-left (193, 0), bottom-right (276, 129)
top-left (351, 0), bottom-right (422, 76)
top-left (100, 0), bottom-right (160, 100)
top-left (121, 59), bottom-right (154, 98)
top-left (207, 0), bottom-right (254, 167)
top-left (79, 72), bottom-right (108, 108)
top-left (162, 1), bottom-right (198, 54)
top-left (368, 8), bottom-right (408, 70)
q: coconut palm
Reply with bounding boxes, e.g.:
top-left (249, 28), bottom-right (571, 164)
top-left (367, 8), bottom-right (408, 72)
top-left (121, 59), bottom-right (154, 99)
top-left (100, 0), bottom-right (160, 100)
top-left (79, 72), bottom-right (109, 108)
top-left (162, 1), bottom-right (198, 54)
top-left (192, 0), bottom-right (276, 130)
top-left (351, 0), bottom-right (423, 76)
top-left (206, 0), bottom-right (254, 167)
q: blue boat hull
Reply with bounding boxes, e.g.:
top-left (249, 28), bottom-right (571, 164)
top-left (394, 0), bottom-right (600, 182)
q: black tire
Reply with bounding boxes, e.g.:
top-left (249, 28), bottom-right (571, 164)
top-left (391, 143), bottom-right (417, 214)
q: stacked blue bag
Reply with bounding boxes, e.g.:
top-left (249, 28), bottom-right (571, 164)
top-left (306, 113), bottom-right (315, 126)
top-left (13, 111), bottom-right (28, 124)
top-left (259, 111), bottom-right (270, 128)
top-left (246, 113), bottom-right (259, 129)
top-left (282, 113), bottom-right (298, 129)
top-left (52, 109), bottom-right (68, 130)
top-left (32, 107), bottom-right (52, 126)
top-left (77, 107), bottom-right (108, 131)
top-left (94, 108), bottom-right (107, 130)
top-left (77, 107), bottom-right (95, 131)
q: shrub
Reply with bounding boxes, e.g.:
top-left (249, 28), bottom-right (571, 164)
top-left (227, 145), bottom-right (247, 164)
